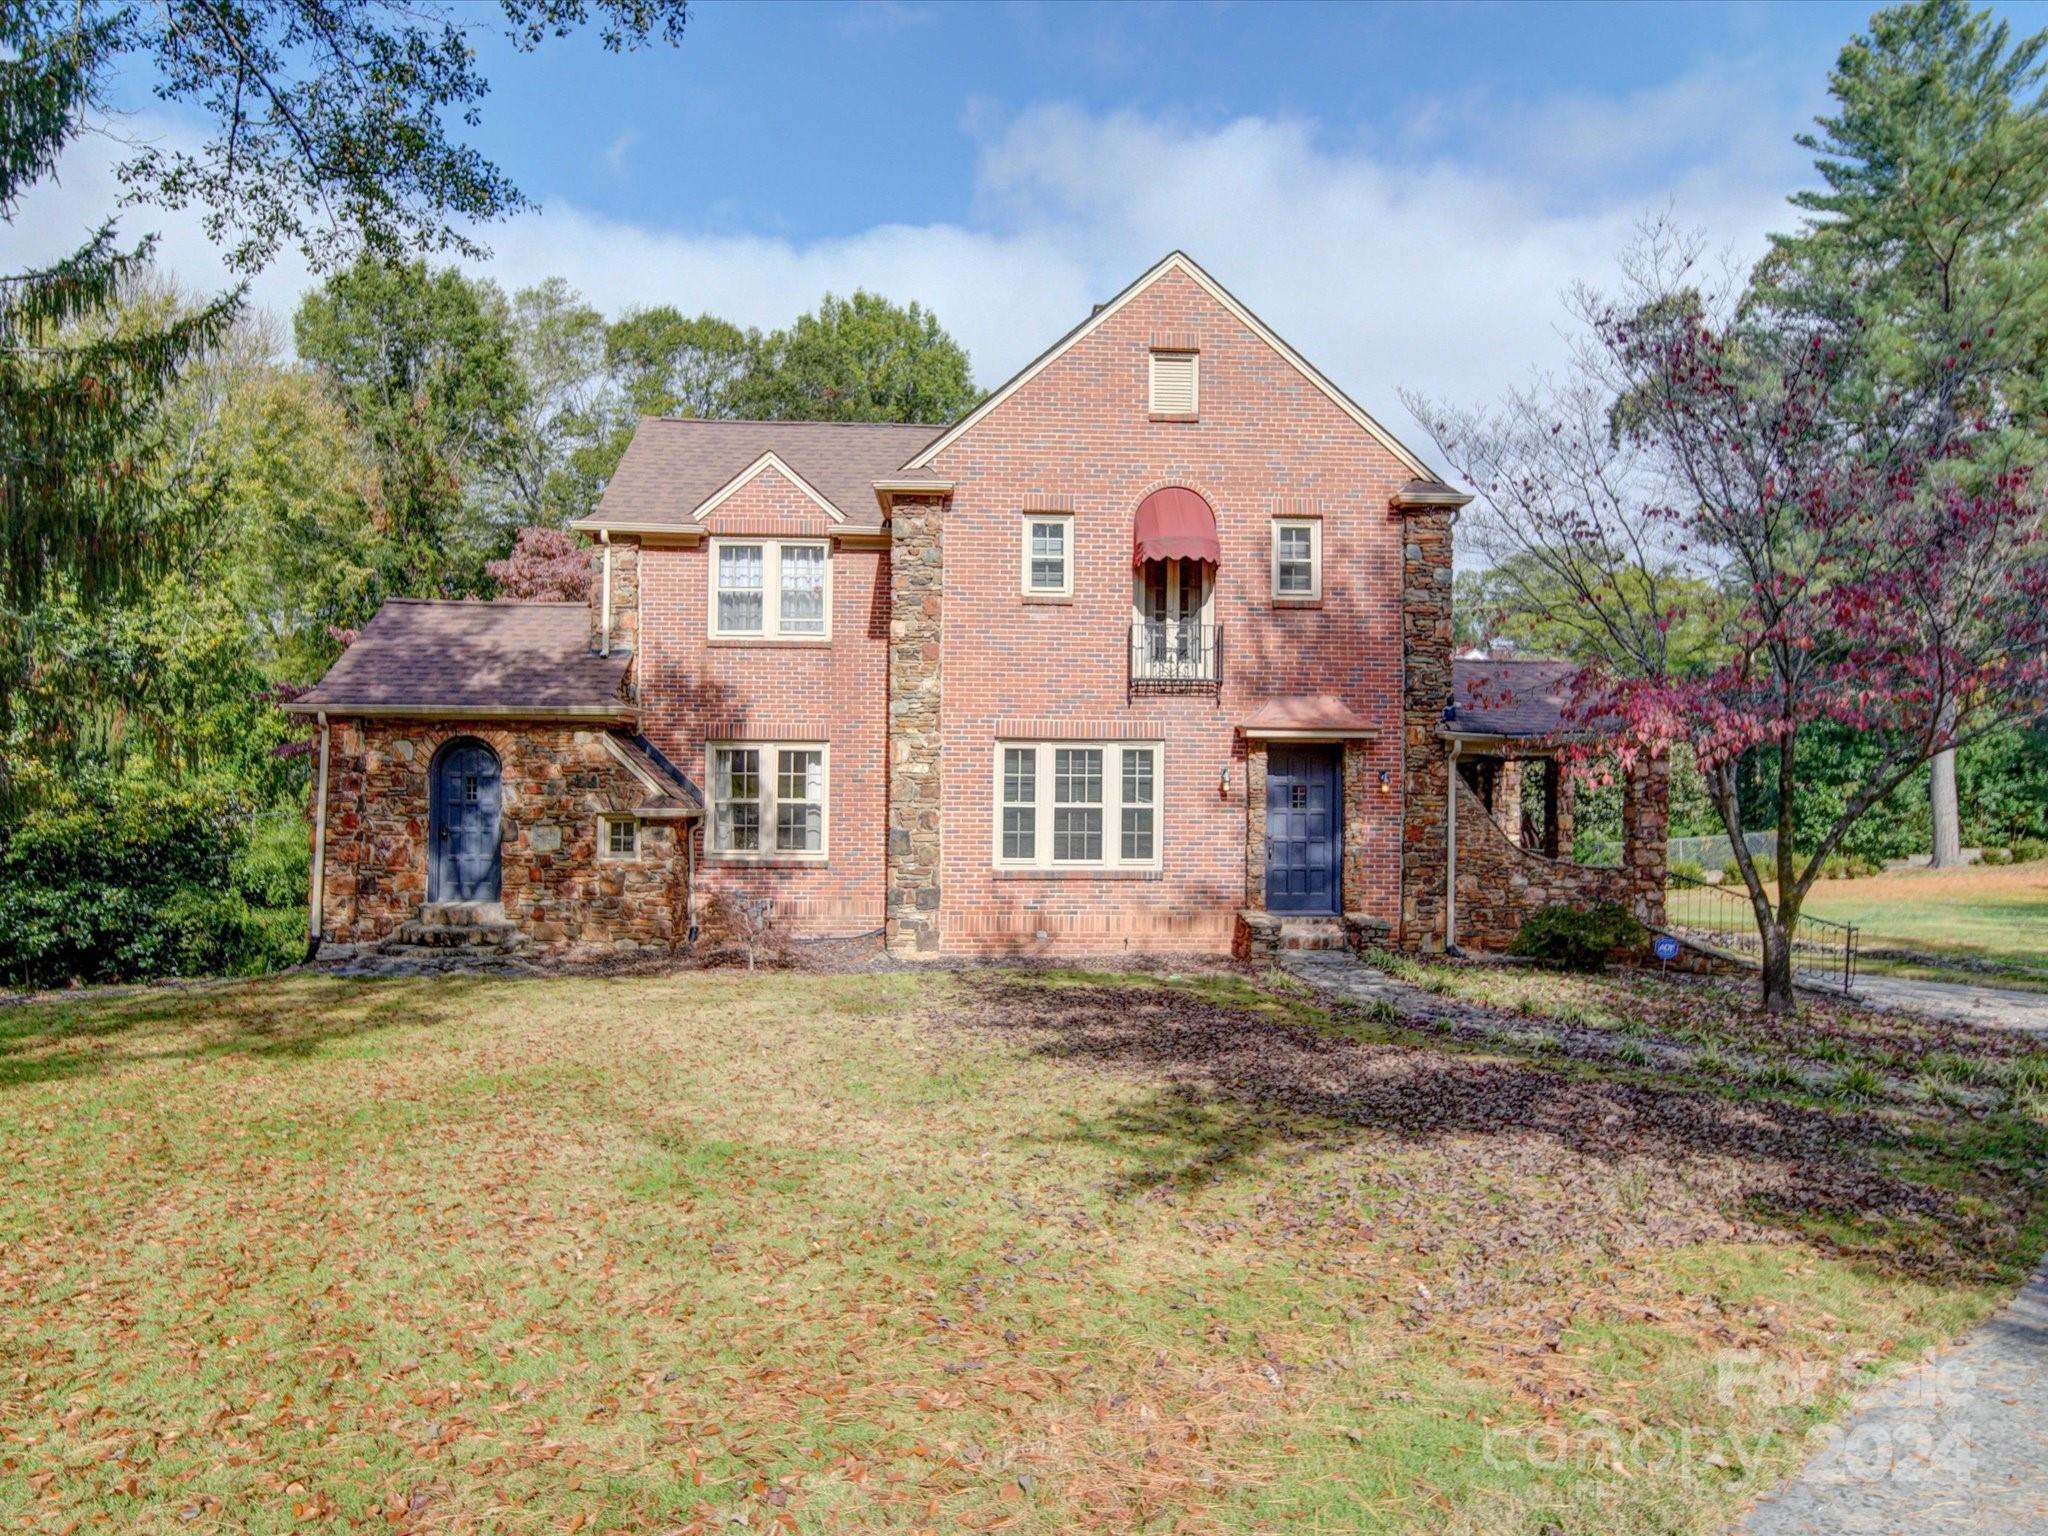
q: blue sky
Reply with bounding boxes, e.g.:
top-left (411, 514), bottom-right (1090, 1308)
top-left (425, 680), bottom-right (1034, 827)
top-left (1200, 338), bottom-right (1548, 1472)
top-left (15, 0), bottom-right (2048, 417)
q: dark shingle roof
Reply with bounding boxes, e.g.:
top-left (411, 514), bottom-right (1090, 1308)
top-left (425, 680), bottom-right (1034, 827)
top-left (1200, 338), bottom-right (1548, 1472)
top-left (287, 600), bottom-right (631, 717)
top-left (611, 733), bottom-right (703, 818)
top-left (581, 418), bottom-right (945, 532)
top-left (1449, 658), bottom-right (1589, 739)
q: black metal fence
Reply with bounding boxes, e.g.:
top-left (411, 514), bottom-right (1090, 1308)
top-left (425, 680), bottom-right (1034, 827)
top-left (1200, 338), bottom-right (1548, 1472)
top-left (1130, 622), bottom-right (1222, 691)
top-left (1664, 872), bottom-right (1859, 993)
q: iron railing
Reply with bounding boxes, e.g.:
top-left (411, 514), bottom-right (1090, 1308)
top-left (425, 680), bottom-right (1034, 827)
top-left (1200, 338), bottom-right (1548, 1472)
top-left (1664, 872), bottom-right (1859, 993)
top-left (1130, 622), bottom-right (1222, 691)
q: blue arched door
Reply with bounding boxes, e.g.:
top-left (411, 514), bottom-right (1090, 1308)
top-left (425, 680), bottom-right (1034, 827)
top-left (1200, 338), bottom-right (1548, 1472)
top-left (429, 739), bottom-right (502, 903)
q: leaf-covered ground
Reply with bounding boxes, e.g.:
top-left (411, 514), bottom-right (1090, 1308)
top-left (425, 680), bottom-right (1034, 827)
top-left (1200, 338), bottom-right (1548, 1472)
top-left (1, 963), bottom-right (2043, 1535)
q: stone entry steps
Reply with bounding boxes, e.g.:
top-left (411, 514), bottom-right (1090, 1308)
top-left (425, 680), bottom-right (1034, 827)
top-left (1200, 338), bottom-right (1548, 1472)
top-left (381, 901), bottom-right (529, 957)
top-left (1234, 910), bottom-right (1393, 964)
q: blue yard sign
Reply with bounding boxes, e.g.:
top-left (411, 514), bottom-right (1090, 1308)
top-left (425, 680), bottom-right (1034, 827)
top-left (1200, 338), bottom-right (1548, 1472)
top-left (1652, 935), bottom-right (1681, 962)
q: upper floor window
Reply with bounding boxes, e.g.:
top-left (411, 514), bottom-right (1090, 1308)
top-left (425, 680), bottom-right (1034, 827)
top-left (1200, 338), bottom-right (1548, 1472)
top-left (710, 538), bottom-right (830, 640)
top-left (1149, 351), bottom-right (1199, 418)
top-left (1020, 513), bottom-right (1073, 597)
top-left (1271, 518), bottom-right (1322, 603)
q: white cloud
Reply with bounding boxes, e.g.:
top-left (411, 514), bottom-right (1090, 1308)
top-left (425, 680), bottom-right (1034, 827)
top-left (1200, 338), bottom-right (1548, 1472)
top-left (603, 129), bottom-right (639, 175)
top-left (2, 73), bottom-right (1814, 442)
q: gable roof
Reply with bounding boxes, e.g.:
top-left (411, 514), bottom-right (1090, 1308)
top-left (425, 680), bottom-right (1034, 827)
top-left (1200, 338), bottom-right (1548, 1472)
top-left (605, 733), bottom-right (704, 818)
top-left (285, 600), bottom-right (632, 719)
top-left (903, 251), bottom-right (1444, 482)
top-left (577, 419), bottom-right (943, 534)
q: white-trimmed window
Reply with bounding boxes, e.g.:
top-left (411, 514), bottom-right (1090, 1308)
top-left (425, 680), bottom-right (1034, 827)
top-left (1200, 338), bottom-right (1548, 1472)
top-left (993, 741), bottom-right (1162, 871)
top-left (1271, 518), bottom-right (1322, 601)
top-left (1149, 351), bottom-right (1199, 417)
top-left (1020, 513), bottom-right (1072, 597)
top-left (710, 538), bottom-right (831, 639)
top-left (710, 742), bottom-right (829, 859)
top-left (599, 814), bottom-right (639, 860)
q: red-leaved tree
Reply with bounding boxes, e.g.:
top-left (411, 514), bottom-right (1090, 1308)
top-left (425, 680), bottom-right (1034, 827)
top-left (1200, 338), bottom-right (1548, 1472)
top-left (485, 526), bottom-right (591, 602)
top-left (1416, 225), bottom-right (2048, 1011)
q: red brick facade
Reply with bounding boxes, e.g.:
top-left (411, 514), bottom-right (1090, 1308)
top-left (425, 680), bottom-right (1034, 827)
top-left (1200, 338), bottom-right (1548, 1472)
top-left (306, 255), bottom-right (1668, 960)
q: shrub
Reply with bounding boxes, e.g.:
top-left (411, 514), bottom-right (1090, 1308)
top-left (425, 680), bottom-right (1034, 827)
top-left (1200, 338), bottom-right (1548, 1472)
top-left (1668, 857), bottom-right (1706, 883)
top-left (1820, 852), bottom-right (1881, 879)
top-left (1982, 846), bottom-right (2013, 866)
top-left (232, 812), bottom-right (312, 908)
top-left (1508, 901), bottom-right (1649, 973)
top-left (1722, 852), bottom-right (1778, 885)
top-left (2011, 837), bottom-right (2048, 865)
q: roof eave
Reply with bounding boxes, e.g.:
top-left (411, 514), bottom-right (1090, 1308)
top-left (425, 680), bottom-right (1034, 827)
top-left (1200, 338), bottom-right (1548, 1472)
top-left (285, 701), bottom-right (638, 722)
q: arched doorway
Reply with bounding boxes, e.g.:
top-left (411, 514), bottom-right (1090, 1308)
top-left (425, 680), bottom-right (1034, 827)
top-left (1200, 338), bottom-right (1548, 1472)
top-left (429, 738), bottom-right (503, 903)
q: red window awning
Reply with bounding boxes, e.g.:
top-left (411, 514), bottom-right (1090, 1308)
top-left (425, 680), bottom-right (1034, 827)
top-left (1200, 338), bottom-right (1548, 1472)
top-left (1132, 486), bottom-right (1220, 568)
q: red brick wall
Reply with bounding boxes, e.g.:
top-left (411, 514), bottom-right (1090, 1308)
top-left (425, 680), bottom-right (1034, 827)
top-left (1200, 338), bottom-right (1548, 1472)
top-left (920, 267), bottom-right (1413, 955)
top-left (630, 466), bottom-right (890, 936)
top-left (318, 720), bottom-right (687, 949)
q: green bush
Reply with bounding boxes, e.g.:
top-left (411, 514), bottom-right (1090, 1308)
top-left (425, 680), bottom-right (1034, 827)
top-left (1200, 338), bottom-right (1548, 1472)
top-left (1509, 901), bottom-right (1649, 973)
top-left (1722, 852), bottom-right (1778, 886)
top-left (1820, 852), bottom-right (1881, 879)
top-left (0, 772), bottom-right (306, 988)
top-left (1668, 857), bottom-right (1706, 884)
top-left (1983, 846), bottom-right (2013, 866)
top-left (232, 812), bottom-right (312, 908)
top-left (2012, 837), bottom-right (2048, 865)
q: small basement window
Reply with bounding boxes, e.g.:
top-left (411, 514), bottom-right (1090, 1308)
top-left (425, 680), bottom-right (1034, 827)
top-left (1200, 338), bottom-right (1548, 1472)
top-left (599, 815), bottom-right (639, 860)
top-left (1149, 351), bottom-right (1198, 418)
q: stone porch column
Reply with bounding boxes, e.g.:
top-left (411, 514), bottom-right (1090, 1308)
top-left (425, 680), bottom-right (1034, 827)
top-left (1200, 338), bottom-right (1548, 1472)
top-left (1398, 505), bottom-right (1454, 952)
top-left (886, 493), bottom-right (947, 953)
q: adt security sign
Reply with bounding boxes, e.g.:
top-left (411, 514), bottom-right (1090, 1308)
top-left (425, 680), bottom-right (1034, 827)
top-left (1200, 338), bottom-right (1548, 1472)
top-left (1652, 935), bottom-right (1681, 963)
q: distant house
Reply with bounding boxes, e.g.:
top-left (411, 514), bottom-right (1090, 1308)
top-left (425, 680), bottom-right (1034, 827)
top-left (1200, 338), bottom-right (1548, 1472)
top-left (288, 253), bottom-right (1666, 961)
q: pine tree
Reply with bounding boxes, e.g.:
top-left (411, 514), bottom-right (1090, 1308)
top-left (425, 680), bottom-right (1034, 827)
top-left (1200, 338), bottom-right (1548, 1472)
top-left (0, 6), bottom-right (239, 760)
top-left (1759, 0), bottom-right (2048, 865)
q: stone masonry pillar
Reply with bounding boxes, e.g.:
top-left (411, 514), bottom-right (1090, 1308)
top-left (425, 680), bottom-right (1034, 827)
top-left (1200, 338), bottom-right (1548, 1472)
top-left (1398, 506), bottom-right (1454, 952)
top-left (1622, 753), bottom-right (1671, 928)
top-left (886, 493), bottom-right (947, 953)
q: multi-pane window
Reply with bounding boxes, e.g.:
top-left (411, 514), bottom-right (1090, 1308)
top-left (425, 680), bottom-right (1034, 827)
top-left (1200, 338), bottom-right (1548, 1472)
top-left (1020, 514), bottom-right (1072, 596)
top-left (775, 748), bottom-right (824, 852)
top-left (993, 741), bottom-right (1162, 870)
top-left (710, 539), bottom-right (831, 638)
top-left (1120, 750), bottom-right (1155, 861)
top-left (1001, 747), bottom-right (1036, 861)
top-left (1052, 748), bottom-right (1103, 862)
top-left (1271, 519), bottom-right (1321, 601)
top-left (600, 815), bottom-right (639, 860)
top-left (710, 742), bottom-right (829, 859)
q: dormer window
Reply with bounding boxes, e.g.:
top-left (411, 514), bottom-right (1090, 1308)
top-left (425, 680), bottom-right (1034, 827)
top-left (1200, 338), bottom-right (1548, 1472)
top-left (1149, 351), bottom-right (1199, 419)
top-left (709, 538), bottom-right (831, 640)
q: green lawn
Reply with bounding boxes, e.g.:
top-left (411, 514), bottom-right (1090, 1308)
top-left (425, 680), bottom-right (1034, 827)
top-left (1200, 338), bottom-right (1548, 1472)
top-left (1789, 863), bottom-right (2048, 990)
top-left (1, 963), bottom-right (2044, 1534)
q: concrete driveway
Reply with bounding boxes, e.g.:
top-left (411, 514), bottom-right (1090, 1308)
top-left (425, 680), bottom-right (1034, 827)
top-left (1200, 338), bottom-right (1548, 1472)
top-left (1850, 974), bottom-right (2048, 1037)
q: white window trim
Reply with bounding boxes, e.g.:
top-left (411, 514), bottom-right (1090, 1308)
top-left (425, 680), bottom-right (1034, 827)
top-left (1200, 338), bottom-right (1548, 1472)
top-left (707, 740), bottom-right (830, 863)
top-left (597, 813), bottom-right (640, 862)
top-left (707, 537), bottom-right (833, 641)
top-left (991, 739), bottom-right (1164, 872)
top-left (1270, 518), bottom-right (1323, 602)
top-left (1019, 512), bottom-right (1074, 598)
top-left (1149, 350), bottom-right (1200, 417)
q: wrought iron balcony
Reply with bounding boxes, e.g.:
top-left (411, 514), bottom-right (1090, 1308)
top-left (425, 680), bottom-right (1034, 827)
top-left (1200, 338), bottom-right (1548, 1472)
top-left (1130, 622), bottom-right (1222, 691)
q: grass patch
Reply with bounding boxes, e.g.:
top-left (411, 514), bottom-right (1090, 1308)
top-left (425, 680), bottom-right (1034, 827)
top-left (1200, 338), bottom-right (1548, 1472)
top-left (0, 963), bottom-right (2040, 1534)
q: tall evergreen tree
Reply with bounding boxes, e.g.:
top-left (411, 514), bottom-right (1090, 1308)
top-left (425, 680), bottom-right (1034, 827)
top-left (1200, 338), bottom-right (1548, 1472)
top-left (1759, 0), bottom-right (2048, 863)
top-left (0, 6), bottom-right (239, 768)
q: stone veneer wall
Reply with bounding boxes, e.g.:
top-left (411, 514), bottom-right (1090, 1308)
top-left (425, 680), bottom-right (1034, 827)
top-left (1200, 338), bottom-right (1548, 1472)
top-left (1398, 508), bottom-right (1455, 951)
top-left (318, 719), bottom-right (688, 950)
top-left (886, 493), bottom-right (946, 953)
top-left (588, 538), bottom-right (641, 660)
top-left (1452, 756), bottom-right (1669, 950)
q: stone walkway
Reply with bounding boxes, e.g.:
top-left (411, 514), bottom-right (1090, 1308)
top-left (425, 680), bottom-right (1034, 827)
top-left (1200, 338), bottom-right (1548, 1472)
top-left (1850, 973), bottom-right (2048, 1038)
top-left (1742, 1263), bottom-right (2048, 1534)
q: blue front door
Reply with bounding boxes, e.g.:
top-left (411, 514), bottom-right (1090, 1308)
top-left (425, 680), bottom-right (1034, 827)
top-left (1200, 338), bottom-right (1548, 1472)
top-left (1265, 745), bottom-right (1341, 913)
top-left (430, 739), bottom-right (502, 902)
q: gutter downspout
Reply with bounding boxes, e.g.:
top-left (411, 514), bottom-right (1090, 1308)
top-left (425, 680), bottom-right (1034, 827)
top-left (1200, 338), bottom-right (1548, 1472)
top-left (1445, 738), bottom-right (1461, 955)
top-left (309, 712), bottom-right (331, 953)
top-left (600, 530), bottom-right (613, 657)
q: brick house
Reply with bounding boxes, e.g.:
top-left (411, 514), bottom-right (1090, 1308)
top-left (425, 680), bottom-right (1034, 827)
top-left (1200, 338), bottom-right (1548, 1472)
top-left (289, 253), bottom-right (1665, 961)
